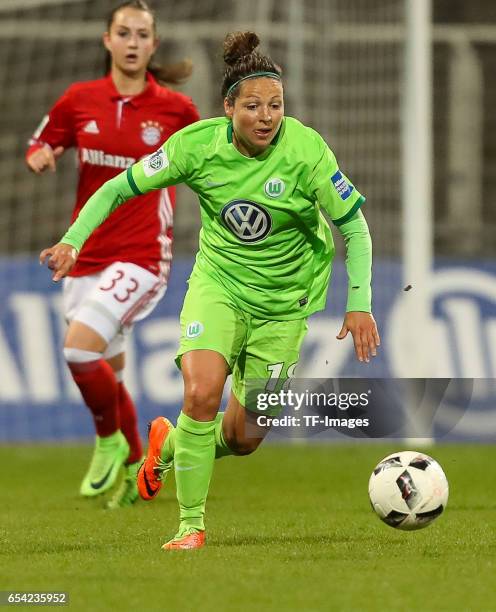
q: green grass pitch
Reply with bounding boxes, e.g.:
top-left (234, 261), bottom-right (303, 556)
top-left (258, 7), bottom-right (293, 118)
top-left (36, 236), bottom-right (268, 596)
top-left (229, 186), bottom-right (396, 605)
top-left (1, 443), bottom-right (495, 611)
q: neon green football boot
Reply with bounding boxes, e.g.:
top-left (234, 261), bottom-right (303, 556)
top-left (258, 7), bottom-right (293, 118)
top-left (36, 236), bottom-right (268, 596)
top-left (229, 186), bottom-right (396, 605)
top-left (106, 459), bottom-right (143, 509)
top-left (79, 430), bottom-right (129, 497)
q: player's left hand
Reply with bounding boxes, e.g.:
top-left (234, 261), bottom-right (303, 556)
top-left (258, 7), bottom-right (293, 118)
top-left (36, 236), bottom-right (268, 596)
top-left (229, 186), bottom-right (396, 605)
top-left (39, 242), bottom-right (78, 282)
top-left (336, 311), bottom-right (381, 363)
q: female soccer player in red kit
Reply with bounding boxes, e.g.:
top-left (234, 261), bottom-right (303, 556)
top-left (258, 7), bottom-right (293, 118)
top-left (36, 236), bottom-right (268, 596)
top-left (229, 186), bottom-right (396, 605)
top-left (26, 0), bottom-right (199, 507)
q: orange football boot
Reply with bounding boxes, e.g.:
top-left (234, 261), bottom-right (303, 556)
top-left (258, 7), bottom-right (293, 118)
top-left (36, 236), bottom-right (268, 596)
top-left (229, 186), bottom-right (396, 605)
top-left (137, 417), bottom-right (174, 501)
top-left (162, 529), bottom-right (206, 551)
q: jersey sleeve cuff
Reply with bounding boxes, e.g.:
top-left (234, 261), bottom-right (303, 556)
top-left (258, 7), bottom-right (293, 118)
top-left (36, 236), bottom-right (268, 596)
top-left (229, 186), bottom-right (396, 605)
top-left (59, 233), bottom-right (83, 252)
top-left (26, 142), bottom-right (44, 159)
top-left (333, 195), bottom-right (366, 227)
top-left (346, 286), bottom-right (372, 313)
top-left (126, 167), bottom-right (143, 196)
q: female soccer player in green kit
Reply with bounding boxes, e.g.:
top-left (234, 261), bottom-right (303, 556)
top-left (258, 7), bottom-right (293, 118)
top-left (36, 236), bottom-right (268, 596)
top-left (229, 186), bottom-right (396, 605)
top-left (41, 31), bottom-right (380, 550)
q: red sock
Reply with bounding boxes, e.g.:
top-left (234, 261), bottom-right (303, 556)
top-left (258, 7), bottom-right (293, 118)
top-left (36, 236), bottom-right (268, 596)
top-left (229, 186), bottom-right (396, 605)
top-left (68, 359), bottom-right (120, 437)
top-left (117, 382), bottom-right (143, 464)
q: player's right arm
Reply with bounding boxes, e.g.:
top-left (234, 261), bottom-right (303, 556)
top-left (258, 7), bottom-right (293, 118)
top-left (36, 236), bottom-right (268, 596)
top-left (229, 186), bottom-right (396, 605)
top-left (40, 132), bottom-right (190, 281)
top-left (26, 87), bottom-right (75, 174)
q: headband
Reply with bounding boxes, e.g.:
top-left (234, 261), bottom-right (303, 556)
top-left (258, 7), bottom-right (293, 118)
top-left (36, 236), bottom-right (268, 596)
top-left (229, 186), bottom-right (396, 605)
top-left (225, 71), bottom-right (282, 98)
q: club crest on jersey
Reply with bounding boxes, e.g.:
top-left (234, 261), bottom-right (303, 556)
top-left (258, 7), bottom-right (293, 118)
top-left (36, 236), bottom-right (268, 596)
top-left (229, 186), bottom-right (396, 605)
top-left (143, 148), bottom-right (168, 177)
top-left (331, 170), bottom-right (354, 200)
top-left (141, 120), bottom-right (163, 146)
top-left (221, 200), bottom-right (272, 243)
top-left (264, 177), bottom-right (285, 198)
top-left (186, 321), bottom-right (204, 339)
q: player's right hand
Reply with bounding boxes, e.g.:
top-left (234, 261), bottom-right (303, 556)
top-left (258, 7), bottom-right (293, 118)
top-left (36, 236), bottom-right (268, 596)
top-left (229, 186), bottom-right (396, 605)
top-left (39, 242), bottom-right (78, 282)
top-left (27, 145), bottom-right (64, 174)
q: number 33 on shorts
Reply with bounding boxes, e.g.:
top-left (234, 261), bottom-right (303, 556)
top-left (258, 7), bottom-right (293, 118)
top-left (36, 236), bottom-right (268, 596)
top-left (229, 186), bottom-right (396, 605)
top-left (94, 262), bottom-right (166, 325)
top-left (63, 261), bottom-right (166, 334)
top-left (99, 268), bottom-right (139, 303)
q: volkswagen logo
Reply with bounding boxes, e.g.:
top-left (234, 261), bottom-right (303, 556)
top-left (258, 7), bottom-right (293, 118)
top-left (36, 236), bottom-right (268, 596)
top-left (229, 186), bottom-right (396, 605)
top-left (221, 200), bottom-right (272, 243)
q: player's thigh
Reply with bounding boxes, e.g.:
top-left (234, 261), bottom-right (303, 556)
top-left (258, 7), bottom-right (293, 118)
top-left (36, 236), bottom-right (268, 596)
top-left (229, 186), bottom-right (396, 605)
top-left (64, 321), bottom-right (107, 352)
top-left (176, 272), bottom-right (247, 373)
top-left (63, 262), bottom-right (166, 346)
top-left (63, 275), bottom-right (107, 351)
top-left (232, 317), bottom-right (308, 416)
top-left (63, 273), bottom-right (95, 323)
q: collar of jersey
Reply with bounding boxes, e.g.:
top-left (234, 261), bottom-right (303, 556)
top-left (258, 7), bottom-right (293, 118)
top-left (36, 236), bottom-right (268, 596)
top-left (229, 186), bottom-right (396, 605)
top-left (227, 119), bottom-right (284, 159)
top-left (105, 71), bottom-right (160, 106)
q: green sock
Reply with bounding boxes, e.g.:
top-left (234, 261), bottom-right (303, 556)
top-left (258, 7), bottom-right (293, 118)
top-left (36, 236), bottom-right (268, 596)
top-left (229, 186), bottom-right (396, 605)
top-left (161, 427), bottom-right (175, 462)
top-left (214, 412), bottom-right (234, 458)
top-left (174, 412), bottom-right (216, 532)
top-left (160, 412), bottom-right (234, 462)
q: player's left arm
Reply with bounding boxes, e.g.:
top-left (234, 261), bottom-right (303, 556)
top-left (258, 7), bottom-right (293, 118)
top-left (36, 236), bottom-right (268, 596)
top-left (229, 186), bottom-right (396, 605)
top-left (335, 211), bottom-right (380, 363)
top-left (308, 139), bottom-right (380, 362)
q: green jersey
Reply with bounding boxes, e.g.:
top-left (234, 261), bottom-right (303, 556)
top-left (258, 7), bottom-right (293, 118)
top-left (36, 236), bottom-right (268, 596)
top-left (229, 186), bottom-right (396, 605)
top-left (128, 116), bottom-right (364, 320)
top-left (62, 116), bottom-right (366, 320)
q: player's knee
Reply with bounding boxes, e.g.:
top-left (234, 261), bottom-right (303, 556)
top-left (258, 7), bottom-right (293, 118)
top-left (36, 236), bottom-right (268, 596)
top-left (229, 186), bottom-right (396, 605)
top-left (183, 382), bottom-right (222, 416)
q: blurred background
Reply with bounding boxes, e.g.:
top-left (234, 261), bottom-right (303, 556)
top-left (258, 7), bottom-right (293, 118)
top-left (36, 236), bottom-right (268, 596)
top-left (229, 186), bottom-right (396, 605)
top-left (0, 0), bottom-right (495, 441)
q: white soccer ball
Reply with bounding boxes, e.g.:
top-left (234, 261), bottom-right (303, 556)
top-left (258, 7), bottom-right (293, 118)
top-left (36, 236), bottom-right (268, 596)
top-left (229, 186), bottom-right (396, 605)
top-left (368, 451), bottom-right (449, 530)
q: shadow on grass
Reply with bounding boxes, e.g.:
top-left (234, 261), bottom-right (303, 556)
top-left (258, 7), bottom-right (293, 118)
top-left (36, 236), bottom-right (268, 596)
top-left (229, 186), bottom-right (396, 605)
top-left (210, 532), bottom-right (388, 547)
top-left (448, 504), bottom-right (496, 511)
top-left (0, 541), bottom-right (115, 555)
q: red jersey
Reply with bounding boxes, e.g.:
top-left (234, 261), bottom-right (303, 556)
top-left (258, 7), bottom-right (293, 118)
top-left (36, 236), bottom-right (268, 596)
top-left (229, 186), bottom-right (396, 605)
top-left (27, 73), bottom-right (199, 278)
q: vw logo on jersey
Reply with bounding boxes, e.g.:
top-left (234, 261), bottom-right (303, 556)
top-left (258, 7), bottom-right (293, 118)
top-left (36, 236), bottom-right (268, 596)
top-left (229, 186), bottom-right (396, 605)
top-left (221, 200), bottom-right (272, 243)
top-left (264, 177), bottom-right (285, 198)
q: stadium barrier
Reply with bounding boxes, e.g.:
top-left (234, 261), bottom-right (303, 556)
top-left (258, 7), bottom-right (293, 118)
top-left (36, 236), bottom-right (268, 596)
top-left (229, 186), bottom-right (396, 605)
top-left (1, 258), bottom-right (495, 441)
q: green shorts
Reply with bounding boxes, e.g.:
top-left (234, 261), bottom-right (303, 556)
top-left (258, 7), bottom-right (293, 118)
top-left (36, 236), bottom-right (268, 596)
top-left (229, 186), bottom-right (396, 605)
top-left (176, 272), bottom-right (308, 415)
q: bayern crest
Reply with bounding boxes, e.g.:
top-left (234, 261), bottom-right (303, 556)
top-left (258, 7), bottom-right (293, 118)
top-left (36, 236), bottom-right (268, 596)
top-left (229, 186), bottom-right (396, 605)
top-left (141, 120), bottom-right (163, 146)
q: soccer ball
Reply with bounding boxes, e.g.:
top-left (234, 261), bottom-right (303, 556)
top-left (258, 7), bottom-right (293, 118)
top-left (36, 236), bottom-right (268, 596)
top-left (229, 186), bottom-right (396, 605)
top-left (368, 451), bottom-right (449, 530)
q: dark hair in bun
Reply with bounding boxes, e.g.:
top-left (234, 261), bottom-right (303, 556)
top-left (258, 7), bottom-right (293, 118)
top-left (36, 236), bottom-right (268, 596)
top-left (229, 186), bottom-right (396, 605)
top-left (222, 31), bottom-right (282, 101)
